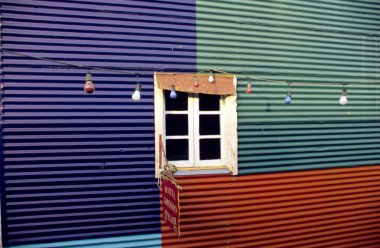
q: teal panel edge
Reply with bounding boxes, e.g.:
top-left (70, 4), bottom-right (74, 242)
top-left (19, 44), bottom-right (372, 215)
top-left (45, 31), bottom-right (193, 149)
top-left (5, 233), bottom-right (162, 248)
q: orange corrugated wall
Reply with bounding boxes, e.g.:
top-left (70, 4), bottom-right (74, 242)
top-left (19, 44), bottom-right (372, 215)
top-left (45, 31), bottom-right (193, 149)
top-left (162, 165), bottom-right (380, 248)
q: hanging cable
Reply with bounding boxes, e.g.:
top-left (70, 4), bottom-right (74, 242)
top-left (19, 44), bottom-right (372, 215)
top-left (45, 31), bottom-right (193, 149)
top-left (3, 49), bottom-right (145, 75)
top-left (3, 49), bottom-right (380, 88)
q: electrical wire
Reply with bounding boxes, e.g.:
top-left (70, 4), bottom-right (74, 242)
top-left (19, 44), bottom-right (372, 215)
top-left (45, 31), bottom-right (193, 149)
top-left (2, 49), bottom-right (380, 87)
top-left (2, 49), bottom-right (216, 76)
top-left (1, 50), bottom-right (239, 77)
top-left (2, 49), bottom-right (140, 75)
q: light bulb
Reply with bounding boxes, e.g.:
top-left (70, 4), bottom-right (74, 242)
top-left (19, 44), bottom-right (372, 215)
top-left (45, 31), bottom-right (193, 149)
top-left (284, 89), bottom-right (292, 104)
top-left (284, 95), bottom-right (292, 104)
top-left (208, 70), bottom-right (214, 83)
top-left (339, 88), bottom-right (348, 105)
top-left (246, 82), bottom-right (252, 94)
top-left (84, 70), bottom-right (95, 94)
top-left (194, 77), bottom-right (199, 87)
top-left (170, 85), bottom-right (177, 99)
top-left (132, 83), bottom-right (141, 101)
top-left (208, 75), bottom-right (214, 83)
top-left (339, 96), bottom-right (348, 105)
top-left (284, 88), bottom-right (292, 104)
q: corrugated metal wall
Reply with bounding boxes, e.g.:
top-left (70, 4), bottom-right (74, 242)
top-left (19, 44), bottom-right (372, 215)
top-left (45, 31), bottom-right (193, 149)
top-left (6, 233), bottom-right (163, 248)
top-left (162, 164), bottom-right (380, 247)
top-left (197, 0), bottom-right (380, 174)
top-left (0, 0), bottom-right (196, 247)
top-left (161, 1), bottom-right (380, 247)
top-left (2, 1), bottom-right (380, 247)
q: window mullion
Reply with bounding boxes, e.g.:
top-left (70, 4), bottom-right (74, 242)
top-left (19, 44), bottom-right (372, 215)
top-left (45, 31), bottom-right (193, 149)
top-left (193, 93), bottom-right (200, 166)
top-left (189, 93), bottom-right (196, 167)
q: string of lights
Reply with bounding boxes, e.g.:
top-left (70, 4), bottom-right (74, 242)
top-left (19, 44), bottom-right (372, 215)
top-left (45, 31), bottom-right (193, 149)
top-left (2, 49), bottom-right (379, 105)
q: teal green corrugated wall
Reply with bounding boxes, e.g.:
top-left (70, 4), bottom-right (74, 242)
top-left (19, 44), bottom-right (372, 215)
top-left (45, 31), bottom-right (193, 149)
top-left (197, 0), bottom-right (380, 174)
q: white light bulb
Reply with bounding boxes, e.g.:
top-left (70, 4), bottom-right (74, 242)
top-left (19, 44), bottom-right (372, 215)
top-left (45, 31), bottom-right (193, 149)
top-left (208, 70), bottom-right (214, 83)
top-left (132, 83), bottom-right (141, 101)
top-left (132, 90), bottom-right (140, 101)
top-left (339, 87), bottom-right (348, 105)
top-left (208, 75), bottom-right (214, 83)
top-left (339, 95), bottom-right (348, 105)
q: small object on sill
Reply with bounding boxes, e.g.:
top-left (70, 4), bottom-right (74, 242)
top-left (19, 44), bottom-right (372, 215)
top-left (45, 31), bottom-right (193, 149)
top-left (167, 163), bottom-right (177, 173)
top-left (174, 168), bottom-right (231, 176)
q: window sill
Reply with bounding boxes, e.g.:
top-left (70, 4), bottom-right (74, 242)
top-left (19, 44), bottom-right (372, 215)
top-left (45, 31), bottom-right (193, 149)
top-left (174, 166), bottom-right (231, 176)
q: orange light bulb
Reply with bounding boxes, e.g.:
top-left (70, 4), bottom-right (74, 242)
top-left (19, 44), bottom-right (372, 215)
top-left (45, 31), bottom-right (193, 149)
top-left (246, 82), bottom-right (252, 94)
top-left (194, 77), bottom-right (199, 87)
top-left (84, 70), bottom-right (95, 94)
top-left (84, 80), bottom-right (95, 94)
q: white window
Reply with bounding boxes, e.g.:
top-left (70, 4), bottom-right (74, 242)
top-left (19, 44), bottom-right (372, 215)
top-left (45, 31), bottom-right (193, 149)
top-left (164, 92), bottom-right (225, 167)
top-left (154, 74), bottom-right (238, 176)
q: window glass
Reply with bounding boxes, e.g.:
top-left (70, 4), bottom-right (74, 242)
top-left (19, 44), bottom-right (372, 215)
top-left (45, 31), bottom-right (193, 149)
top-left (164, 90), bottom-right (188, 111)
top-left (200, 139), bottom-right (221, 160)
top-left (199, 94), bottom-right (220, 111)
top-left (164, 92), bottom-right (222, 162)
top-left (166, 139), bottom-right (189, 161)
top-left (166, 114), bottom-right (188, 136)
top-left (199, 115), bottom-right (220, 135)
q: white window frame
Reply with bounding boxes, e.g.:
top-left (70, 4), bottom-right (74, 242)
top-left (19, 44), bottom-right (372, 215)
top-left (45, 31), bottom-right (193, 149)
top-left (154, 74), bottom-right (238, 176)
top-left (164, 93), bottom-right (226, 167)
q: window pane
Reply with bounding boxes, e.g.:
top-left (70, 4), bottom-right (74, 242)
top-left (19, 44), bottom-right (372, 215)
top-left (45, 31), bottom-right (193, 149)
top-left (166, 139), bottom-right (189, 161)
top-left (200, 139), bottom-right (221, 160)
top-left (199, 115), bottom-right (220, 135)
top-left (199, 94), bottom-right (220, 111)
top-left (165, 90), bottom-right (188, 111)
top-left (166, 114), bottom-right (188, 136)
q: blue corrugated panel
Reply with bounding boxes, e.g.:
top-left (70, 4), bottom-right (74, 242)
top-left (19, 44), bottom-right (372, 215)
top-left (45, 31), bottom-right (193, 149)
top-left (7, 233), bottom-right (162, 248)
top-left (0, 0), bottom-right (196, 246)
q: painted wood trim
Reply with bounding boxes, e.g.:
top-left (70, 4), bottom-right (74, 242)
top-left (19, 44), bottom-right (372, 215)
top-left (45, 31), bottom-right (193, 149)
top-left (226, 76), bottom-right (238, 175)
top-left (154, 74), bottom-right (238, 176)
top-left (154, 73), bottom-right (165, 178)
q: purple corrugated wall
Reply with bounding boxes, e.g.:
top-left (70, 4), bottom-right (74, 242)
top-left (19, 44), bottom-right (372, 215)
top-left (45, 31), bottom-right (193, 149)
top-left (0, 0), bottom-right (196, 247)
